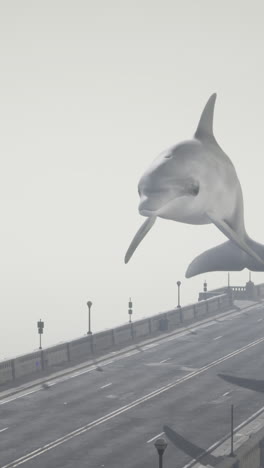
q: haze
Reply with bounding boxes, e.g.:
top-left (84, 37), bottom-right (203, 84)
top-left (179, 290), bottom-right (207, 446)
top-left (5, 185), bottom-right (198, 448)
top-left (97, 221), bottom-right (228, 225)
top-left (0, 0), bottom-right (263, 359)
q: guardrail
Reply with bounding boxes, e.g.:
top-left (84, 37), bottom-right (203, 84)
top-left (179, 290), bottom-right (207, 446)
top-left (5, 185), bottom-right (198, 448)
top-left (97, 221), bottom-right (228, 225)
top-left (0, 293), bottom-right (233, 386)
top-left (216, 425), bottom-right (264, 468)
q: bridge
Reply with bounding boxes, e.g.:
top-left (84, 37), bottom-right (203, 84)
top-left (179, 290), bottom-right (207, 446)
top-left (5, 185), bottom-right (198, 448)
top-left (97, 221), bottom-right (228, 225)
top-left (0, 283), bottom-right (264, 467)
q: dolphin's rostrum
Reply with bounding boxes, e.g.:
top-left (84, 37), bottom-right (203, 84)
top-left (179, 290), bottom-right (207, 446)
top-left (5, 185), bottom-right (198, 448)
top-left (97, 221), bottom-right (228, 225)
top-left (125, 94), bottom-right (264, 277)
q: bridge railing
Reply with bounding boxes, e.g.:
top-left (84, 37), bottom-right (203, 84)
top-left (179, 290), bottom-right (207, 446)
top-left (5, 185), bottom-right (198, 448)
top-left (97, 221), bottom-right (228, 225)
top-left (0, 293), bottom-right (232, 387)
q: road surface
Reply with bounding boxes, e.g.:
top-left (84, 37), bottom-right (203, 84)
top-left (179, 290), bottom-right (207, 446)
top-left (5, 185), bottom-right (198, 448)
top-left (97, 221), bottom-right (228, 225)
top-left (1, 302), bottom-right (264, 467)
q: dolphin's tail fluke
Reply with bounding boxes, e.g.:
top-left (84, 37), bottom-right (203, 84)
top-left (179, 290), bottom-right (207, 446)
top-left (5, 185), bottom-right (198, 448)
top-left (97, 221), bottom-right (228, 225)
top-left (185, 238), bottom-right (264, 278)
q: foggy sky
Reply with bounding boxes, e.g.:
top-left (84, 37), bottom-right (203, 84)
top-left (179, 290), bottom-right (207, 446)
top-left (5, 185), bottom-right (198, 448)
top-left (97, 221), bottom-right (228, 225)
top-left (0, 0), bottom-right (263, 359)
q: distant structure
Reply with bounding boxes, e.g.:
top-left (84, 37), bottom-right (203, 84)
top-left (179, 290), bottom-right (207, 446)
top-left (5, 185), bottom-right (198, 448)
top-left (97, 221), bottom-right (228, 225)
top-left (199, 278), bottom-right (260, 302)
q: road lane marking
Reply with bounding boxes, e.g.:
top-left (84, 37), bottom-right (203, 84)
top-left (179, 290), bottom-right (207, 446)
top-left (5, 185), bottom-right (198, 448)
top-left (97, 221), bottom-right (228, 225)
top-left (143, 343), bottom-right (160, 350)
top-left (147, 432), bottom-right (165, 443)
top-left (120, 350), bottom-right (139, 358)
top-left (101, 360), bottom-right (114, 366)
top-left (0, 389), bottom-right (40, 405)
top-left (213, 336), bottom-right (222, 340)
top-left (160, 358), bottom-right (170, 363)
top-left (3, 335), bottom-right (264, 467)
top-left (223, 392), bottom-right (230, 396)
top-left (0, 427), bottom-right (8, 433)
top-left (100, 383), bottom-right (112, 389)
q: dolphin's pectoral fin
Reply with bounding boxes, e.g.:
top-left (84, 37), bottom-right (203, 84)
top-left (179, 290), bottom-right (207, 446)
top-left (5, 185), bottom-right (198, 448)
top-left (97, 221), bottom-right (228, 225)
top-left (206, 212), bottom-right (264, 265)
top-left (124, 216), bottom-right (157, 264)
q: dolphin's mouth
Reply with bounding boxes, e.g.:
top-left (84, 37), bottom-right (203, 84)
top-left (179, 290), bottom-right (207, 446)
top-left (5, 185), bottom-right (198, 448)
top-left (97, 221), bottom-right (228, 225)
top-left (139, 180), bottom-right (200, 217)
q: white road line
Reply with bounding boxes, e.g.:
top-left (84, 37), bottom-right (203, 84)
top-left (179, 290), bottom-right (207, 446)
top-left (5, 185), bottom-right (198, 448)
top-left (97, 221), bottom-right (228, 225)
top-left (160, 358), bottom-right (170, 363)
top-left (223, 392), bottom-right (230, 396)
top-left (0, 389), bottom-right (40, 405)
top-left (258, 318), bottom-right (263, 322)
top-left (3, 335), bottom-right (264, 467)
top-left (100, 383), bottom-right (112, 389)
top-left (0, 427), bottom-right (8, 433)
top-left (165, 332), bottom-right (189, 342)
top-left (143, 343), bottom-right (160, 350)
top-left (213, 336), bottom-right (223, 340)
top-left (147, 432), bottom-right (165, 443)
top-left (120, 350), bottom-right (139, 358)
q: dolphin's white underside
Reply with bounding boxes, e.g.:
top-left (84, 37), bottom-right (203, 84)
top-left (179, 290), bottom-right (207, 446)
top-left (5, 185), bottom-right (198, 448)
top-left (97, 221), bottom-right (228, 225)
top-left (125, 94), bottom-right (264, 277)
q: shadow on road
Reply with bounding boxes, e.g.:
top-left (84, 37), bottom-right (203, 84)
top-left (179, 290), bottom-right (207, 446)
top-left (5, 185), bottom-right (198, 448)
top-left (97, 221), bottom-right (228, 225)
top-left (163, 425), bottom-right (223, 466)
top-left (218, 373), bottom-right (264, 392)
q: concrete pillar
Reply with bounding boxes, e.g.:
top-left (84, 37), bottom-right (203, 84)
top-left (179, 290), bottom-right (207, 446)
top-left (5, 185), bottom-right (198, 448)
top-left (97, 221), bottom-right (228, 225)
top-left (245, 280), bottom-right (258, 301)
top-left (66, 343), bottom-right (71, 362)
top-left (11, 359), bottom-right (15, 380)
top-left (90, 335), bottom-right (95, 354)
top-left (130, 323), bottom-right (134, 340)
top-left (40, 350), bottom-right (45, 370)
top-left (259, 438), bottom-right (264, 468)
top-left (111, 329), bottom-right (115, 346)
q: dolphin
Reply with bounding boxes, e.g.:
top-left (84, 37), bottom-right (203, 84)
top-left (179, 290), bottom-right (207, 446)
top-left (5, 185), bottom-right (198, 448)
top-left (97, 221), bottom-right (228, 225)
top-left (124, 93), bottom-right (264, 277)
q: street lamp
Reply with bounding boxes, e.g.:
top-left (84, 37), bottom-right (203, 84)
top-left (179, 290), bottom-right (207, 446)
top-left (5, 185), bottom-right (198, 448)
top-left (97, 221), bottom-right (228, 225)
top-left (154, 437), bottom-right (168, 468)
top-left (87, 301), bottom-right (92, 335)
top-left (177, 281), bottom-right (181, 308)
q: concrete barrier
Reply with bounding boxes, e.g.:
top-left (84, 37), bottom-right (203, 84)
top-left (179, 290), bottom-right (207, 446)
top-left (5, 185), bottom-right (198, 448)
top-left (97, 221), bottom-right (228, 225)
top-left (132, 319), bottom-right (151, 339)
top-left (148, 315), bottom-right (161, 334)
top-left (216, 425), bottom-right (264, 468)
top-left (0, 360), bottom-right (14, 385)
top-left (14, 351), bottom-right (43, 379)
top-left (0, 291), bottom-right (237, 386)
top-left (44, 344), bottom-right (68, 368)
top-left (166, 309), bottom-right (182, 330)
top-left (68, 336), bottom-right (93, 361)
top-left (194, 301), bottom-right (207, 317)
top-left (256, 282), bottom-right (264, 299)
top-left (181, 305), bottom-right (195, 322)
top-left (93, 330), bottom-right (114, 351)
top-left (207, 297), bottom-right (219, 313)
top-left (113, 324), bottom-right (133, 345)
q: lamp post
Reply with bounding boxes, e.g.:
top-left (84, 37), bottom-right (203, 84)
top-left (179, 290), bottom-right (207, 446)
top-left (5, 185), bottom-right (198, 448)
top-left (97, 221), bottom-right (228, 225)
top-left (230, 404), bottom-right (235, 457)
top-left (154, 438), bottom-right (168, 468)
top-left (128, 298), bottom-right (133, 323)
top-left (87, 301), bottom-right (92, 335)
top-left (177, 281), bottom-right (181, 308)
top-left (37, 319), bottom-right (44, 350)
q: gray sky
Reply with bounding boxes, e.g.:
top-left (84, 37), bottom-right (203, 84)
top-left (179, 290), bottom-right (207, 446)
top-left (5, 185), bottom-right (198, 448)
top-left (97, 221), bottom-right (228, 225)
top-left (0, 0), bottom-right (264, 358)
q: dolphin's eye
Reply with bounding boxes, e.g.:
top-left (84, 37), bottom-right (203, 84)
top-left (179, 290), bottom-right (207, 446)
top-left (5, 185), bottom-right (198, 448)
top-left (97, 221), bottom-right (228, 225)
top-left (189, 182), bottom-right (200, 196)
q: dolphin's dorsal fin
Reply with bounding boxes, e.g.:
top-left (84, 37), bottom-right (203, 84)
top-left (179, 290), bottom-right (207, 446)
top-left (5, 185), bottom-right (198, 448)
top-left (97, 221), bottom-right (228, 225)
top-left (195, 93), bottom-right (217, 143)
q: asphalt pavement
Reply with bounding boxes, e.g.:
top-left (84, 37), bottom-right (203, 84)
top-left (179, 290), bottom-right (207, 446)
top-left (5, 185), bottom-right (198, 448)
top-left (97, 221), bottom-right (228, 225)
top-left (1, 301), bottom-right (264, 468)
